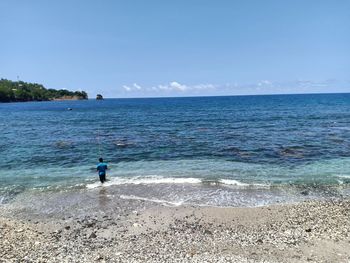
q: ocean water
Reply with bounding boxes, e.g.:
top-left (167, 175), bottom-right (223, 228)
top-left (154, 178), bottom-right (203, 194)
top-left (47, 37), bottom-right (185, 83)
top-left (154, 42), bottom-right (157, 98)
top-left (1, 94), bottom-right (350, 207)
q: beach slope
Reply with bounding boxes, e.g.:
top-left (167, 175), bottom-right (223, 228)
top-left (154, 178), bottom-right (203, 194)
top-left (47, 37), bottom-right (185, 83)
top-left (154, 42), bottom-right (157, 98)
top-left (1, 198), bottom-right (349, 262)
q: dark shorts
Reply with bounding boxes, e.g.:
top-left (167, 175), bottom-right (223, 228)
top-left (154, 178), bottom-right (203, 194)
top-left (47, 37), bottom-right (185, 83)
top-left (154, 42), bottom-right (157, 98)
top-left (99, 173), bottom-right (106, 183)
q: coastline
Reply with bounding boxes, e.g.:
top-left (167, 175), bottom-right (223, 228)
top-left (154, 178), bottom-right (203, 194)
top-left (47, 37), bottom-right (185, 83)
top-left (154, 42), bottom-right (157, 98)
top-left (51, 96), bottom-right (88, 101)
top-left (1, 191), bottom-right (349, 262)
top-left (0, 97), bottom-right (88, 103)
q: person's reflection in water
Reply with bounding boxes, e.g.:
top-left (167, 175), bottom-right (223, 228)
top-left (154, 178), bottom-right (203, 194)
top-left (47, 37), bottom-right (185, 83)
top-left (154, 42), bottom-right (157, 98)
top-left (98, 186), bottom-right (110, 208)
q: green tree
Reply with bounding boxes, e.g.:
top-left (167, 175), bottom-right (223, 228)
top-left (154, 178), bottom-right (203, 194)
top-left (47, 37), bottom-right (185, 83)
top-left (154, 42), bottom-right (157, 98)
top-left (0, 78), bottom-right (88, 102)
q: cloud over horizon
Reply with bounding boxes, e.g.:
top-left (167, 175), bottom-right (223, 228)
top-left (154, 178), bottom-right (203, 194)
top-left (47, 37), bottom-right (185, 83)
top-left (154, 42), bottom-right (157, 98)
top-left (122, 81), bottom-right (216, 93)
top-left (118, 79), bottom-right (347, 97)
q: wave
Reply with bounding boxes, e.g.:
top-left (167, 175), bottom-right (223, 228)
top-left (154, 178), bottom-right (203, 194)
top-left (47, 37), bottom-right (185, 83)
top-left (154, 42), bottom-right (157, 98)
top-left (336, 174), bottom-right (350, 179)
top-left (220, 179), bottom-right (269, 188)
top-left (335, 174), bottom-right (350, 185)
top-left (120, 195), bottom-right (184, 207)
top-left (85, 176), bottom-right (269, 189)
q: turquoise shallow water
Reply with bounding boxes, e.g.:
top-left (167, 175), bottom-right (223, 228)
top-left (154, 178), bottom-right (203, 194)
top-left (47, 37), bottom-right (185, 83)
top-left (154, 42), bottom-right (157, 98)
top-left (1, 94), bottom-right (350, 206)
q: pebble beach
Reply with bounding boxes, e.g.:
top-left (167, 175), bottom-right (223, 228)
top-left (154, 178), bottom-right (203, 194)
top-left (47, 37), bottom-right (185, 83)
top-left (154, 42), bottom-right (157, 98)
top-left (1, 195), bottom-right (349, 263)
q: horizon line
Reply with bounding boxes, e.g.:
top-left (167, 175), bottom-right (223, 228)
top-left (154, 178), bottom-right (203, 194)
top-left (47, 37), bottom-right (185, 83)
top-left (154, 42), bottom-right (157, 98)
top-left (97, 91), bottom-right (350, 100)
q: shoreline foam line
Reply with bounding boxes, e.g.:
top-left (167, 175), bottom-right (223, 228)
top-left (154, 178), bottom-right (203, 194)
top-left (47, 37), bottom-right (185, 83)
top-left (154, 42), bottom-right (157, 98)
top-left (120, 195), bottom-right (184, 206)
top-left (86, 176), bottom-right (269, 189)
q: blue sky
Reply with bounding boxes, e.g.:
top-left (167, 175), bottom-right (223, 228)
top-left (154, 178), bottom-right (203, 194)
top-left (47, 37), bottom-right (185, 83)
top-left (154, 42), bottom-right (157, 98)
top-left (1, 0), bottom-right (349, 98)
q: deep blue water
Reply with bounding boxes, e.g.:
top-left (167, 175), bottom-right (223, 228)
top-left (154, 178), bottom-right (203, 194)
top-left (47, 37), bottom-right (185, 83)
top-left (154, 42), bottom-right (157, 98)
top-left (1, 94), bottom-right (350, 206)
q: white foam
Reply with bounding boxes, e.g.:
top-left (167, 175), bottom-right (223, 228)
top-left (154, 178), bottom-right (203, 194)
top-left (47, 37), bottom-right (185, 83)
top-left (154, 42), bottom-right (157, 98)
top-left (120, 195), bottom-right (184, 206)
top-left (335, 174), bottom-right (350, 185)
top-left (220, 179), bottom-right (270, 188)
top-left (336, 174), bottom-right (350, 179)
top-left (85, 176), bottom-right (268, 189)
top-left (86, 182), bottom-right (106, 189)
top-left (219, 179), bottom-right (249, 186)
top-left (336, 179), bottom-right (344, 185)
top-left (86, 176), bottom-right (202, 189)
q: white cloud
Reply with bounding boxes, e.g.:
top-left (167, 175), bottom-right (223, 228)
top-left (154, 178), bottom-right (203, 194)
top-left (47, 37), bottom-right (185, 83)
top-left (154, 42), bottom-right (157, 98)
top-left (157, 85), bottom-right (169, 91)
top-left (121, 79), bottom-right (343, 96)
top-left (169, 81), bottom-right (187, 91)
top-left (122, 81), bottom-right (216, 93)
top-left (258, 80), bottom-right (272, 86)
top-left (123, 85), bottom-right (132, 91)
top-left (193, 83), bottom-right (216, 90)
top-left (157, 81), bottom-right (216, 92)
top-left (133, 83), bottom-right (142, 90)
top-left (223, 79), bottom-right (343, 95)
top-left (123, 83), bottom-right (143, 92)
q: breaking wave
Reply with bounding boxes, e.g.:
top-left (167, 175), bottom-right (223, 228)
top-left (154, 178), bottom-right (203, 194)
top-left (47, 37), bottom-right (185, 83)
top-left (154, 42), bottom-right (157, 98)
top-left (86, 176), bottom-right (269, 189)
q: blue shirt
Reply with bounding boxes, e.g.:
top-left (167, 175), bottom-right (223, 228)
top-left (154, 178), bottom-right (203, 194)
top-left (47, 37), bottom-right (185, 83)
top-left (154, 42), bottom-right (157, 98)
top-left (97, 162), bottom-right (108, 176)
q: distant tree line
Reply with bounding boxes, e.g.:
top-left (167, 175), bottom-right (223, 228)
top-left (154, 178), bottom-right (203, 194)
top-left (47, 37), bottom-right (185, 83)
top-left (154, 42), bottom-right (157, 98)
top-left (0, 78), bottom-right (88, 102)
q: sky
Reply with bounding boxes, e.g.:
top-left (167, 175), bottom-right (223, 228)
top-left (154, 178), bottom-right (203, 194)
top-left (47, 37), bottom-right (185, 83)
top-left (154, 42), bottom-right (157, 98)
top-left (1, 0), bottom-right (349, 98)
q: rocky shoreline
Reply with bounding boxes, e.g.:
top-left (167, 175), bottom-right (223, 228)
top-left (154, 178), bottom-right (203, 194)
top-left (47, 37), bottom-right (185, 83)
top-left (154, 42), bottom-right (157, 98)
top-left (1, 198), bottom-right (350, 263)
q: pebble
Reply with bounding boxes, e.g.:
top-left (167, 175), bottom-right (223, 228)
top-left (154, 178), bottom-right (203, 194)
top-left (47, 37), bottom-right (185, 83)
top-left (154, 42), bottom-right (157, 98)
top-left (89, 232), bottom-right (97, 239)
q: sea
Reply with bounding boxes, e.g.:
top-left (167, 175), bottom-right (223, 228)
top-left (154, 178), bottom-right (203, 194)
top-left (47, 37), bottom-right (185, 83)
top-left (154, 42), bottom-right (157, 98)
top-left (1, 94), bottom-right (350, 209)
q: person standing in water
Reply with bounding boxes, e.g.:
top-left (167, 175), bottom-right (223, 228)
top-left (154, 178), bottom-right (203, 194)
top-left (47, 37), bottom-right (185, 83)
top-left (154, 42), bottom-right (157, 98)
top-left (97, 158), bottom-right (108, 183)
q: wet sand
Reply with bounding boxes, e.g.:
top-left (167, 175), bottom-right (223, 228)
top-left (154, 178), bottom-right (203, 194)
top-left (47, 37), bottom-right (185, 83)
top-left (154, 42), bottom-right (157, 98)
top-left (0, 189), bottom-right (350, 263)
